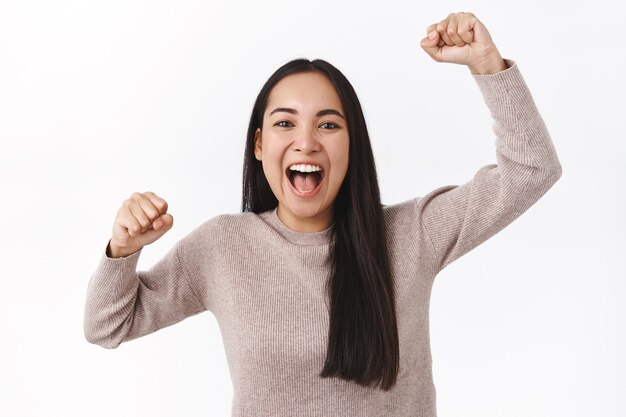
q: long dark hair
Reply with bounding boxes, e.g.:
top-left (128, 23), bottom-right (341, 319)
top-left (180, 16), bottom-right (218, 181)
top-left (241, 58), bottom-right (399, 390)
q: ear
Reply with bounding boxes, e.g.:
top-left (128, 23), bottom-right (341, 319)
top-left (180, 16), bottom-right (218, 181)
top-left (254, 128), bottom-right (262, 161)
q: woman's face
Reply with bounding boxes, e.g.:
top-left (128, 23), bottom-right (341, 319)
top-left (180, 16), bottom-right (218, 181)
top-left (254, 71), bottom-right (349, 232)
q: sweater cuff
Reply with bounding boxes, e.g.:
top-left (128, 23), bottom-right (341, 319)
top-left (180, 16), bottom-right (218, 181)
top-left (471, 58), bottom-right (541, 128)
top-left (97, 239), bottom-right (143, 280)
top-left (471, 58), bottom-right (524, 99)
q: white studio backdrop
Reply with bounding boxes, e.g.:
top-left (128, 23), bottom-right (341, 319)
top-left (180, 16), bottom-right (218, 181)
top-left (1, 0), bottom-right (624, 416)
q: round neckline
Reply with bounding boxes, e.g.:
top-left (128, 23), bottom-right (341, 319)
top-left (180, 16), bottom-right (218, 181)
top-left (258, 207), bottom-right (334, 246)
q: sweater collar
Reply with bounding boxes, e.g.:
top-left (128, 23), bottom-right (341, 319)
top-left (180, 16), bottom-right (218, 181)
top-left (258, 207), bottom-right (334, 246)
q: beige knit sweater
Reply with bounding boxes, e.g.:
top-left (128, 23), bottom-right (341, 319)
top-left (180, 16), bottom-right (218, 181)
top-left (84, 58), bottom-right (562, 417)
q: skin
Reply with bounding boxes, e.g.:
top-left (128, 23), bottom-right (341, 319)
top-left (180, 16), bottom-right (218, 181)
top-left (420, 11), bottom-right (507, 75)
top-left (106, 12), bottom-right (509, 257)
top-left (254, 71), bottom-right (350, 233)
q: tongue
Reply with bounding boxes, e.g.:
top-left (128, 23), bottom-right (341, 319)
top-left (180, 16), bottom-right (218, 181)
top-left (293, 172), bottom-right (319, 192)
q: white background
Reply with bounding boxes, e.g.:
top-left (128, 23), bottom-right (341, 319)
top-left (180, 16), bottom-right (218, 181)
top-left (1, 0), bottom-right (624, 416)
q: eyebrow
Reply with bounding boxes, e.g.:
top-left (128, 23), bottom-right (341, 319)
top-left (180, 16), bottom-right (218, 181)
top-left (268, 107), bottom-right (345, 120)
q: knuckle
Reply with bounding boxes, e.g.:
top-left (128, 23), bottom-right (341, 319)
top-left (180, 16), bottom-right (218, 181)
top-left (145, 208), bottom-right (157, 220)
top-left (131, 192), bottom-right (142, 200)
top-left (136, 206), bottom-right (148, 219)
top-left (147, 192), bottom-right (166, 211)
top-left (157, 199), bottom-right (168, 212)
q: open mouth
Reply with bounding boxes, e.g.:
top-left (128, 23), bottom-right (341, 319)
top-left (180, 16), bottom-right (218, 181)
top-left (286, 166), bottom-right (325, 195)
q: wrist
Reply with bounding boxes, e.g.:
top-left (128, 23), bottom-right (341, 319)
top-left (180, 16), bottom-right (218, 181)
top-left (107, 240), bottom-right (135, 259)
top-left (468, 52), bottom-right (507, 75)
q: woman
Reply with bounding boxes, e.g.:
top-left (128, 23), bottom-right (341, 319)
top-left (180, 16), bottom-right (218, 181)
top-left (84, 12), bottom-right (562, 416)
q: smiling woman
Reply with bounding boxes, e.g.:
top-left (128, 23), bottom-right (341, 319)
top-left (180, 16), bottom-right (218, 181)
top-left (251, 70), bottom-right (351, 233)
top-left (242, 58), bottom-right (399, 391)
top-left (84, 11), bottom-right (563, 417)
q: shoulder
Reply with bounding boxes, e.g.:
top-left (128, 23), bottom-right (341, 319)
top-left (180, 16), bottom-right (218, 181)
top-left (179, 211), bottom-right (260, 250)
top-left (382, 197), bottom-right (420, 228)
top-left (381, 196), bottom-right (431, 248)
top-left (201, 211), bottom-right (258, 232)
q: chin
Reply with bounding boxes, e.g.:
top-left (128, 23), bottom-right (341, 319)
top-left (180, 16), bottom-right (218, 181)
top-left (284, 199), bottom-right (326, 219)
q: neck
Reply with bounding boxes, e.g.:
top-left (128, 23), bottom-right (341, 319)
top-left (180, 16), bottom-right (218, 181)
top-left (276, 203), bottom-right (334, 232)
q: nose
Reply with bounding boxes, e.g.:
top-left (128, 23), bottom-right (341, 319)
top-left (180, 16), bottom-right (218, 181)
top-left (292, 126), bottom-right (322, 154)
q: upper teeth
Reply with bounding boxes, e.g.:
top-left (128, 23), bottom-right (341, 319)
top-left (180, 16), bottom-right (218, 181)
top-left (289, 164), bottom-right (322, 173)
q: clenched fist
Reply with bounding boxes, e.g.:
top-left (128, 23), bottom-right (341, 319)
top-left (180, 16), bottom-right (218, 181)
top-left (420, 12), bottom-right (507, 75)
top-left (107, 191), bottom-right (174, 258)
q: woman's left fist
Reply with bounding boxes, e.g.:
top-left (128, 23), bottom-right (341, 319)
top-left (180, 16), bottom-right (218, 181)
top-left (420, 12), bottom-right (507, 75)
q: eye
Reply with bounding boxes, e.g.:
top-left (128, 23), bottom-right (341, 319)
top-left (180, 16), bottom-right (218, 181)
top-left (275, 120), bottom-right (294, 128)
top-left (274, 120), bottom-right (341, 129)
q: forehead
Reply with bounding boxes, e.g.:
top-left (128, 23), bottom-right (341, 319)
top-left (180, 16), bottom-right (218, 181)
top-left (266, 71), bottom-right (344, 115)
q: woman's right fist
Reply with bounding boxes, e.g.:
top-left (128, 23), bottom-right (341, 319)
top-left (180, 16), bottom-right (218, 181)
top-left (107, 191), bottom-right (174, 258)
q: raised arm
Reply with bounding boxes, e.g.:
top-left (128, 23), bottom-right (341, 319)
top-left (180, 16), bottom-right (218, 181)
top-left (83, 192), bottom-right (207, 349)
top-left (415, 13), bottom-right (563, 273)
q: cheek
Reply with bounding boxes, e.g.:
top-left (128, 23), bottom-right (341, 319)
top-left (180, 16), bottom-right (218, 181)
top-left (260, 145), bottom-right (286, 189)
top-left (330, 138), bottom-right (350, 183)
top-left (261, 161), bottom-right (281, 183)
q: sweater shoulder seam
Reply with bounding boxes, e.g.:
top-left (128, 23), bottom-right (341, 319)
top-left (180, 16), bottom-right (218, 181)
top-left (415, 197), bottom-right (441, 273)
top-left (176, 242), bottom-right (208, 311)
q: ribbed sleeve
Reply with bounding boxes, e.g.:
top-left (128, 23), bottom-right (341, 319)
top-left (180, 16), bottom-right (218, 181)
top-left (416, 58), bottom-right (563, 273)
top-left (83, 238), bottom-right (207, 349)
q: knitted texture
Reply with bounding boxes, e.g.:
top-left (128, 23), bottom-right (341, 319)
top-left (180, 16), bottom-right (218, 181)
top-left (84, 58), bottom-right (562, 417)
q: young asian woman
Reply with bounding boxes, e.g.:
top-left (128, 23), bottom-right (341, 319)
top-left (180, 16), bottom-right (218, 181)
top-left (84, 12), bottom-right (562, 417)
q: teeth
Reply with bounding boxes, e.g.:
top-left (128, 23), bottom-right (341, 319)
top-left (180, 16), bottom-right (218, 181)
top-left (289, 164), bottom-right (322, 173)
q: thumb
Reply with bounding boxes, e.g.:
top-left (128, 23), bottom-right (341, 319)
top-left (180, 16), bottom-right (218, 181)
top-left (420, 30), bottom-right (442, 61)
top-left (152, 213), bottom-right (173, 232)
top-left (131, 213), bottom-right (174, 248)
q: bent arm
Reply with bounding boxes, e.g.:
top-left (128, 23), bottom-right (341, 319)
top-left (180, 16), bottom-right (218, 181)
top-left (83, 237), bottom-right (207, 349)
top-left (417, 59), bottom-right (562, 273)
